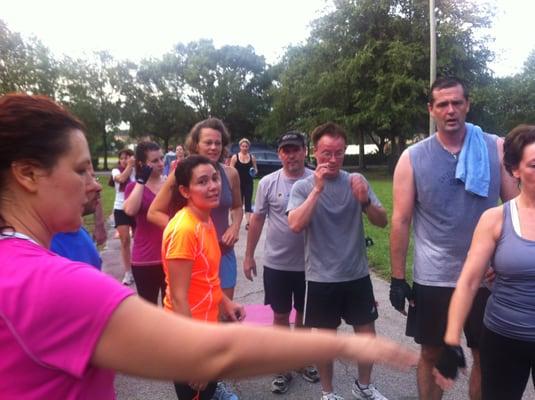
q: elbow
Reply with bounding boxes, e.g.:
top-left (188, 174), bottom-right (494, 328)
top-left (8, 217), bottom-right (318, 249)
top-left (123, 204), bottom-right (135, 217)
top-left (287, 218), bottom-right (303, 233)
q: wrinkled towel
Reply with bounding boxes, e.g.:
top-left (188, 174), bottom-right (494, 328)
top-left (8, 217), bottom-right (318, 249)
top-left (455, 123), bottom-right (490, 197)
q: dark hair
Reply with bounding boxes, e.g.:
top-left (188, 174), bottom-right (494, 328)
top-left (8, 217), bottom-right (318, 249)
top-left (118, 148), bottom-right (134, 158)
top-left (0, 94), bottom-right (85, 192)
top-left (429, 77), bottom-right (469, 104)
top-left (310, 122), bottom-right (347, 147)
top-left (0, 93), bottom-right (85, 229)
top-left (134, 141), bottom-right (160, 176)
top-left (503, 124), bottom-right (535, 177)
top-left (173, 155), bottom-right (217, 209)
top-left (185, 118), bottom-right (230, 162)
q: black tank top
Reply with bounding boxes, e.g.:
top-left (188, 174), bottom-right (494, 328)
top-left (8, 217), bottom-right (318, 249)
top-left (235, 154), bottom-right (253, 186)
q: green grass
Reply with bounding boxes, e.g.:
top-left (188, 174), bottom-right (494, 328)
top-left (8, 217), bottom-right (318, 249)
top-left (361, 168), bottom-right (414, 282)
top-left (91, 169), bottom-right (414, 281)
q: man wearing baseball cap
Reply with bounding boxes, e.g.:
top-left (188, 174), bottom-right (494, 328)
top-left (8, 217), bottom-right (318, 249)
top-left (243, 130), bottom-right (319, 394)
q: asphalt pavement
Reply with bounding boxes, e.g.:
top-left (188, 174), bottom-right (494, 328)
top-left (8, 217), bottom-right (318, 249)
top-left (100, 217), bottom-right (535, 400)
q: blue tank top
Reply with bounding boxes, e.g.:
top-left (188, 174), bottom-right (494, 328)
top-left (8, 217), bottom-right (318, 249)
top-left (211, 163), bottom-right (233, 240)
top-left (409, 132), bottom-right (501, 286)
top-left (485, 201), bottom-right (535, 341)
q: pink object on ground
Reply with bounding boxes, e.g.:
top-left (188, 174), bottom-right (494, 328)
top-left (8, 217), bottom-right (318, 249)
top-left (243, 304), bottom-right (296, 326)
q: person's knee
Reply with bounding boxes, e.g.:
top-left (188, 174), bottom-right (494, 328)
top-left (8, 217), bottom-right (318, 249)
top-left (420, 345), bottom-right (442, 364)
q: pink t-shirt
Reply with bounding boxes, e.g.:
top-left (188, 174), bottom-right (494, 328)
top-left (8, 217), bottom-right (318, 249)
top-left (0, 237), bottom-right (133, 400)
top-left (125, 182), bottom-right (164, 265)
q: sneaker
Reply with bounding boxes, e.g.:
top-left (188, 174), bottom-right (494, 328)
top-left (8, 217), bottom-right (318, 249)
top-left (122, 271), bottom-right (134, 285)
top-left (298, 366), bottom-right (319, 383)
top-left (321, 392), bottom-right (344, 400)
top-left (351, 380), bottom-right (388, 400)
top-left (271, 373), bottom-right (292, 394)
top-left (212, 381), bottom-right (239, 400)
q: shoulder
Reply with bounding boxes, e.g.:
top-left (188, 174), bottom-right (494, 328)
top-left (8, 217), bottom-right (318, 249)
top-left (111, 168), bottom-right (120, 176)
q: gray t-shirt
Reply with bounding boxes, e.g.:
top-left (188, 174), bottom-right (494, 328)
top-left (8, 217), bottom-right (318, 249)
top-left (287, 170), bottom-right (381, 283)
top-left (254, 168), bottom-right (313, 271)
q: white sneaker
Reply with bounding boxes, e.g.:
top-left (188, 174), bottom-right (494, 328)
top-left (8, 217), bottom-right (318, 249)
top-left (321, 392), bottom-right (344, 400)
top-left (122, 271), bottom-right (134, 285)
top-left (351, 381), bottom-right (388, 400)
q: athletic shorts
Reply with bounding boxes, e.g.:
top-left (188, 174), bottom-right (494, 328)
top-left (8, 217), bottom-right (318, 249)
top-left (113, 209), bottom-right (136, 228)
top-left (303, 275), bottom-right (378, 329)
top-left (219, 249), bottom-right (237, 289)
top-left (263, 266), bottom-right (306, 314)
top-left (406, 282), bottom-right (490, 348)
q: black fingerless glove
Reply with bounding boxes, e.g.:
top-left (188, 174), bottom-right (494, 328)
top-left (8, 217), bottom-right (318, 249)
top-left (435, 344), bottom-right (466, 379)
top-left (136, 165), bottom-right (152, 184)
top-left (389, 277), bottom-right (412, 312)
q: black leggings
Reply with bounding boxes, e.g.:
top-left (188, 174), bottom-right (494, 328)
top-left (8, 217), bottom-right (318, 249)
top-left (480, 325), bottom-right (535, 400)
top-left (131, 264), bottom-right (167, 305)
top-left (240, 181), bottom-right (253, 213)
top-left (173, 381), bottom-right (217, 400)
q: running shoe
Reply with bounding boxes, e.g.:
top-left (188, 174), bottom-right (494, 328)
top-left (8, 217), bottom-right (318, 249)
top-left (321, 392), bottom-right (344, 400)
top-left (121, 271), bottom-right (134, 285)
top-left (212, 381), bottom-right (239, 400)
top-left (298, 366), bottom-right (320, 383)
top-left (271, 373), bottom-right (292, 394)
top-left (351, 380), bottom-right (388, 400)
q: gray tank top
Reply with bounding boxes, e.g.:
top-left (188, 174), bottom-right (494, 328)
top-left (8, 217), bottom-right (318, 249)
top-left (485, 201), bottom-right (535, 341)
top-left (409, 133), bottom-right (500, 286)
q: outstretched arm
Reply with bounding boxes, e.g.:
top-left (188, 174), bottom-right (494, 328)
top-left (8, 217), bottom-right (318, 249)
top-left (92, 296), bottom-right (418, 382)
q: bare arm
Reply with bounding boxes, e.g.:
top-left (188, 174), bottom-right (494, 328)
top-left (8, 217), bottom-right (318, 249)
top-left (243, 213), bottom-right (266, 281)
top-left (92, 296), bottom-right (418, 382)
top-left (221, 166), bottom-right (243, 246)
top-left (167, 259), bottom-right (193, 317)
top-left (351, 174), bottom-right (388, 228)
top-left (92, 198), bottom-right (107, 246)
top-left (113, 159), bottom-right (135, 183)
top-left (444, 207), bottom-right (503, 346)
top-left (497, 137), bottom-right (520, 202)
top-left (364, 203), bottom-right (388, 228)
top-left (390, 150), bottom-right (415, 280)
top-left (251, 155), bottom-right (258, 172)
top-left (123, 183), bottom-right (145, 217)
top-left (288, 163), bottom-right (328, 233)
top-left (229, 155), bottom-right (237, 168)
top-left (147, 173), bottom-right (175, 229)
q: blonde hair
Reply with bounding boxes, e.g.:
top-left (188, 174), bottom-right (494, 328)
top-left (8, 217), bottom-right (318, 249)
top-left (239, 138), bottom-right (250, 146)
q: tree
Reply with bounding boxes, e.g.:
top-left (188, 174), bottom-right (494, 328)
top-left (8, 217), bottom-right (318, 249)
top-left (264, 0), bottom-right (496, 170)
top-left (57, 52), bottom-right (122, 169)
top-left (0, 19), bottom-right (58, 96)
top-left (169, 40), bottom-right (273, 139)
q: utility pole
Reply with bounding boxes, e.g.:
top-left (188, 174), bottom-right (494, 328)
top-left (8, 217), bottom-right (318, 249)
top-left (429, 0), bottom-right (437, 135)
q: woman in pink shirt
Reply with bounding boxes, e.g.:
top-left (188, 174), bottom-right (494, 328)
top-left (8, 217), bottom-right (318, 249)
top-left (123, 141), bottom-right (166, 305)
top-left (0, 93), bottom-right (416, 400)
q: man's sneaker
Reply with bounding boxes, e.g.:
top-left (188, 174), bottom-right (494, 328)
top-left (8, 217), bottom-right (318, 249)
top-left (321, 392), bottom-right (344, 400)
top-left (351, 380), bottom-right (388, 400)
top-left (122, 271), bottom-right (134, 285)
top-left (271, 373), bottom-right (292, 394)
top-left (298, 366), bottom-right (320, 383)
top-left (212, 381), bottom-right (239, 400)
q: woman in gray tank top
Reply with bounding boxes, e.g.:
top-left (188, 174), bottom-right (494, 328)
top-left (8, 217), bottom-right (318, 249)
top-left (435, 124), bottom-right (535, 400)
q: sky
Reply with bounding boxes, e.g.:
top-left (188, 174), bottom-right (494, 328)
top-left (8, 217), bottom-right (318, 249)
top-left (1, 0), bottom-right (533, 77)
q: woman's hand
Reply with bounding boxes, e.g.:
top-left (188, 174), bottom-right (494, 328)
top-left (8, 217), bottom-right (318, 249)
top-left (221, 296), bottom-right (246, 322)
top-left (221, 225), bottom-right (239, 247)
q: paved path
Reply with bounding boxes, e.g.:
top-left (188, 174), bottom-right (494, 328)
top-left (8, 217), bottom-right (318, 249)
top-left (101, 218), bottom-right (534, 400)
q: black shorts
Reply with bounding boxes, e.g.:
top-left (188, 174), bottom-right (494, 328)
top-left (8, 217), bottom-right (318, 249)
top-left (263, 266), bottom-right (305, 314)
top-left (406, 282), bottom-right (490, 348)
top-left (114, 209), bottom-right (136, 228)
top-left (303, 275), bottom-right (378, 329)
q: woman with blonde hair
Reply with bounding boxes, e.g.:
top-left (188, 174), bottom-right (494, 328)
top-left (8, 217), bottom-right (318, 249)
top-left (230, 137), bottom-right (257, 229)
